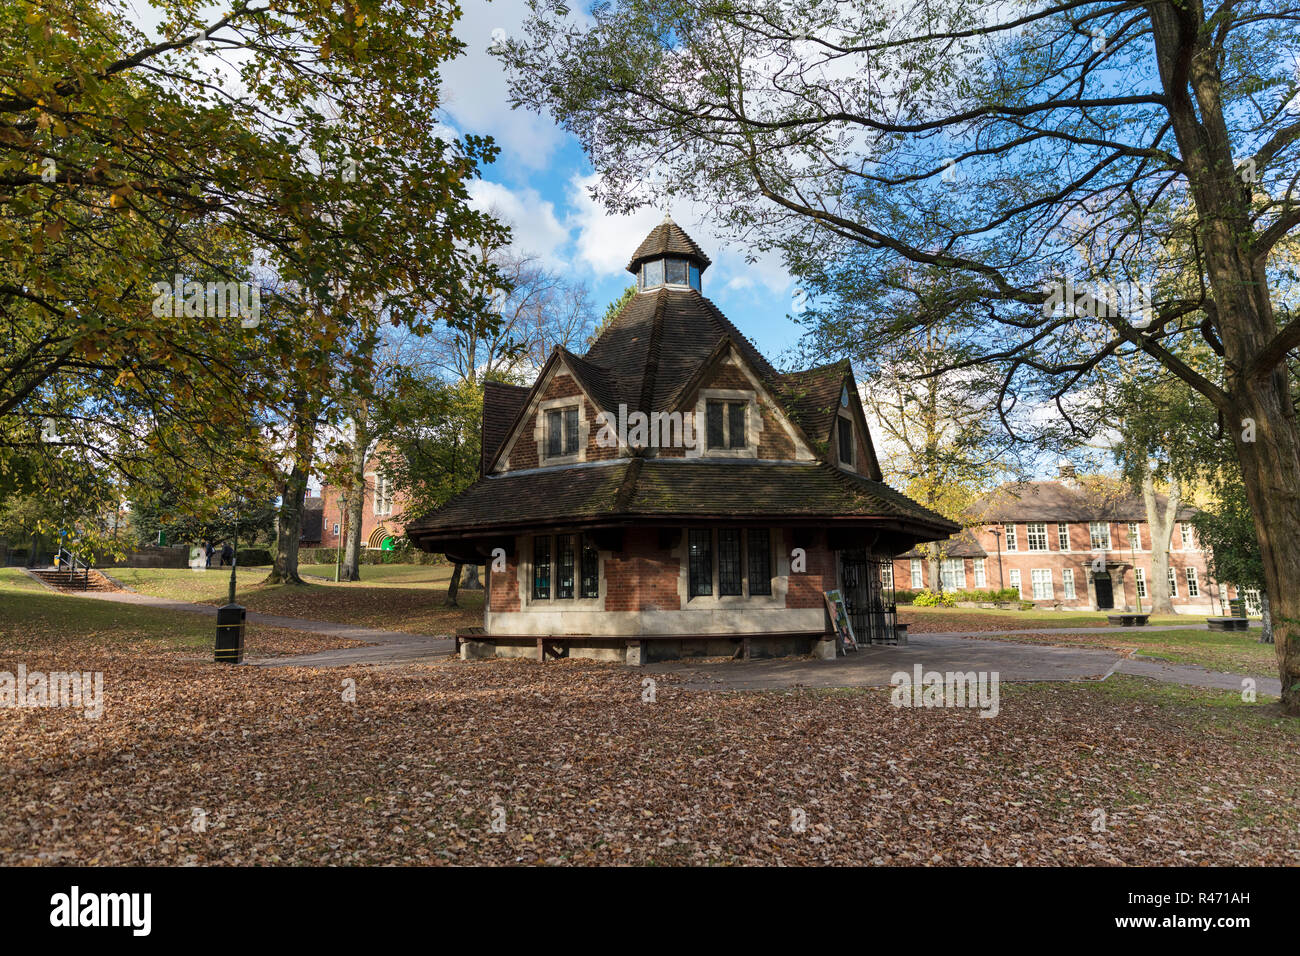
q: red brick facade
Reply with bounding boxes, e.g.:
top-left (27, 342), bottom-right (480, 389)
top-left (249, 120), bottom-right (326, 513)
top-left (893, 518), bottom-right (1242, 613)
top-left (317, 453), bottom-right (409, 552)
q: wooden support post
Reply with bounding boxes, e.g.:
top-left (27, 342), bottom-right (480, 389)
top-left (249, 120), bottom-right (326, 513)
top-left (537, 637), bottom-right (544, 662)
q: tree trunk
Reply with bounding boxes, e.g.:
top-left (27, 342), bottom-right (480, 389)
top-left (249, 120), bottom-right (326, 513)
top-left (461, 564), bottom-right (483, 590)
top-left (927, 551), bottom-right (941, 592)
top-left (1231, 379), bottom-right (1300, 715)
top-left (1260, 592), bottom-right (1273, 645)
top-left (1142, 470), bottom-right (1178, 613)
top-left (445, 561), bottom-right (463, 607)
top-left (341, 437), bottom-right (367, 582)
top-left (265, 463), bottom-right (308, 585)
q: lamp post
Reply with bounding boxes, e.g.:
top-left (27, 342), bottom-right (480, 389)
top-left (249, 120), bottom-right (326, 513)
top-left (990, 526), bottom-right (1004, 589)
top-left (216, 496), bottom-right (245, 664)
top-left (1131, 534), bottom-right (1142, 615)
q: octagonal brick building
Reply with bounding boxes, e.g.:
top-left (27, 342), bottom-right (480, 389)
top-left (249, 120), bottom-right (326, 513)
top-left (405, 219), bottom-right (958, 663)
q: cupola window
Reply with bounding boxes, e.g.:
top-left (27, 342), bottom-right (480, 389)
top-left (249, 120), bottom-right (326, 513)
top-left (640, 256), bottom-right (702, 292)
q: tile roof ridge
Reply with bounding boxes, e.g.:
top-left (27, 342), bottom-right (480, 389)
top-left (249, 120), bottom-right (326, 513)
top-left (637, 292), bottom-right (668, 413)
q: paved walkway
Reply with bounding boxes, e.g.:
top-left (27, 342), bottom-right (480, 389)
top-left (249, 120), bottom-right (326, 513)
top-left (646, 633), bottom-right (1281, 696)
top-left (49, 589), bottom-right (1276, 693)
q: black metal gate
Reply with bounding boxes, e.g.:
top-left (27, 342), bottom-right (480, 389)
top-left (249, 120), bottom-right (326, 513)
top-left (839, 550), bottom-right (899, 645)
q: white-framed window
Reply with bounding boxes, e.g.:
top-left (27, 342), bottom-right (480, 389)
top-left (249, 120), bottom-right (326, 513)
top-left (910, 559), bottom-right (923, 589)
top-left (1185, 567), bottom-right (1200, 597)
top-left (1026, 522), bottom-right (1048, 551)
top-left (1167, 566), bottom-right (1178, 597)
top-left (1089, 521), bottom-right (1111, 550)
top-left (332, 523), bottom-right (340, 536)
top-left (1062, 568), bottom-right (1076, 599)
top-left (881, 563), bottom-right (894, 589)
top-left (373, 474), bottom-right (394, 516)
top-left (1057, 523), bottom-right (1071, 551)
top-left (973, 558), bottom-right (987, 588)
top-left (1135, 567), bottom-right (1147, 598)
top-left (1030, 568), bottom-right (1053, 600)
top-left (1127, 522), bottom-right (1141, 550)
top-left (940, 558), bottom-right (966, 590)
top-left (1178, 523), bottom-right (1195, 550)
top-left (1008, 568), bottom-right (1023, 598)
top-left (1243, 589), bottom-right (1262, 617)
top-left (1004, 524), bottom-right (1018, 551)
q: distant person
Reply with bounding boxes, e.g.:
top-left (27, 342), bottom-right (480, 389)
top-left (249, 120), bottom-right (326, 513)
top-left (220, 543), bottom-right (234, 567)
top-left (204, 542), bottom-right (214, 568)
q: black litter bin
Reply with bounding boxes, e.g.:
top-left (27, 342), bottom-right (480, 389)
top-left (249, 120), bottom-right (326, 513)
top-left (215, 603), bottom-right (246, 663)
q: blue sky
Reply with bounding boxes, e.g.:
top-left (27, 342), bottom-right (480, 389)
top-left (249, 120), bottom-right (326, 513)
top-left (442, 0), bottom-right (807, 362)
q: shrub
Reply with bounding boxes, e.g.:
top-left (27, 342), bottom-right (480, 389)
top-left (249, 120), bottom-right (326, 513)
top-left (912, 588), bottom-right (956, 607)
top-left (950, 588), bottom-right (1022, 603)
top-left (236, 548), bottom-right (273, 566)
top-left (893, 589), bottom-right (918, 605)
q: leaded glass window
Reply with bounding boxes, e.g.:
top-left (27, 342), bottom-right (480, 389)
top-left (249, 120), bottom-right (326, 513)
top-left (688, 529), bottom-right (712, 597)
top-left (533, 536), bottom-right (551, 599)
top-left (747, 529), bottom-right (771, 595)
top-left (580, 536), bottom-right (600, 598)
top-left (718, 529), bottom-right (742, 595)
top-left (555, 534), bottom-right (574, 599)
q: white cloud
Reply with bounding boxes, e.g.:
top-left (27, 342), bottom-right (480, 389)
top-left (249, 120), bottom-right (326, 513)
top-left (467, 179), bottom-right (570, 267)
top-left (564, 173), bottom-right (792, 296)
top-left (440, 0), bottom-right (568, 171)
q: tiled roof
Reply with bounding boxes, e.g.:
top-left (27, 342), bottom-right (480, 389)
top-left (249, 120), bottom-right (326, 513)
top-left (900, 528), bottom-right (988, 559)
top-left (480, 381), bottom-right (531, 476)
top-left (626, 220), bottom-right (712, 272)
top-left (777, 361), bottom-right (850, 445)
top-left (970, 480), bottom-right (1195, 523)
top-left (406, 458), bottom-right (958, 539)
top-left (584, 287), bottom-right (776, 413)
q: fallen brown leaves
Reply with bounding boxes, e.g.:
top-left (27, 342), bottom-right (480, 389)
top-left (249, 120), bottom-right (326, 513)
top-left (2, 631), bottom-right (1297, 866)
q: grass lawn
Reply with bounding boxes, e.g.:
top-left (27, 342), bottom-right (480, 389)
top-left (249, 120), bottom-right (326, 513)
top-left (1, 601), bottom-right (1296, 864)
top-left (0, 588), bottom-right (364, 660)
top-left (101, 564), bottom-right (481, 634)
top-left (979, 627), bottom-right (1278, 679)
top-left (900, 605), bottom-right (1191, 631)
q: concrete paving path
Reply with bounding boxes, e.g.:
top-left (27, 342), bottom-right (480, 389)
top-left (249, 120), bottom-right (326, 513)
top-left (645, 632), bottom-right (1282, 697)
top-left (51, 590), bottom-right (1276, 693)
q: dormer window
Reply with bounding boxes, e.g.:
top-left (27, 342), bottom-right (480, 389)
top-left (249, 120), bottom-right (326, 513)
top-left (545, 406), bottom-right (580, 458)
top-left (706, 399), bottom-right (747, 449)
top-left (837, 417), bottom-right (854, 465)
top-left (639, 256), bottom-right (702, 292)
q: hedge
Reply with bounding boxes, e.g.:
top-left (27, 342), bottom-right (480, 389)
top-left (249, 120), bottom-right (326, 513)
top-left (295, 546), bottom-right (446, 567)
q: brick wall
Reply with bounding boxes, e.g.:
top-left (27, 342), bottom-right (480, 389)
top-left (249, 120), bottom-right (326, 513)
top-left (785, 530), bottom-right (836, 608)
top-left (894, 518), bottom-right (1234, 609)
top-left (603, 528), bottom-right (682, 612)
top-left (489, 547), bottom-right (521, 613)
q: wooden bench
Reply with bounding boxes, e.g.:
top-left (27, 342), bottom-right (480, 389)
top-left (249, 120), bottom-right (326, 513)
top-left (1206, 617), bottom-right (1249, 631)
top-left (1106, 613), bottom-right (1150, 627)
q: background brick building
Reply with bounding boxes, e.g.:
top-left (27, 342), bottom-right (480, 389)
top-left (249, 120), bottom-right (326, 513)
top-left (894, 470), bottom-right (1253, 614)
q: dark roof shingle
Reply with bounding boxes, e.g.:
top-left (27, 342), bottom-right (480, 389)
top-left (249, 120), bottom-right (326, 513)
top-left (626, 220), bottom-right (712, 272)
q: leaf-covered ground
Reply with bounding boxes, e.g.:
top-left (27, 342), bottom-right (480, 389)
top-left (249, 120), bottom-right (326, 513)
top-left (2, 622), bottom-right (1296, 865)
